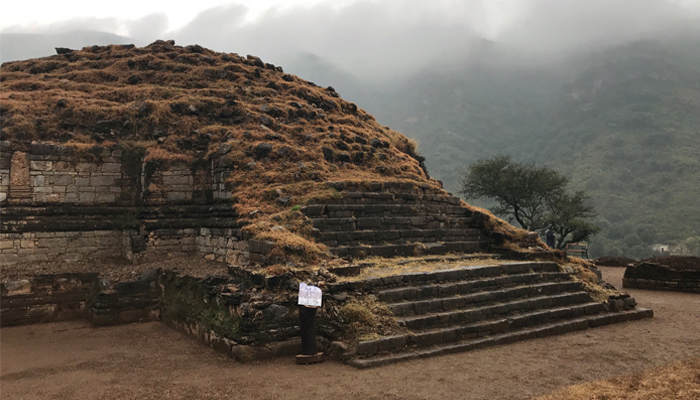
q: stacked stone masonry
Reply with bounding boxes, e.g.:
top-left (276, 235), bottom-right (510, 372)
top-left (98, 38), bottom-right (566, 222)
top-left (623, 262), bottom-right (700, 293)
top-left (302, 181), bottom-right (491, 257)
top-left (323, 261), bottom-right (652, 368)
top-left (1, 141), bottom-right (240, 265)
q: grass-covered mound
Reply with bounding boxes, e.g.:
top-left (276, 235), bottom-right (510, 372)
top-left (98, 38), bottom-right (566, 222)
top-left (0, 40), bottom-right (547, 265)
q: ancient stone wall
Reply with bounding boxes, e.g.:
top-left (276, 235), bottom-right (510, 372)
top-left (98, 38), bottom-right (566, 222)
top-left (0, 273), bottom-right (97, 326)
top-left (196, 228), bottom-right (249, 264)
top-left (623, 263), bottom-right (700, 293)
top-left (0, 231), bottom-right (123, 265)
top-left (1, 142), bottom-right (239, 265)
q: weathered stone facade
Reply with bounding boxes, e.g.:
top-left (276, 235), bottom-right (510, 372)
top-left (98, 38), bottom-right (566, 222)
top-left (623, 262), bottom-right (700, 293)
top-left (0, 141), bottom-right (238, 265)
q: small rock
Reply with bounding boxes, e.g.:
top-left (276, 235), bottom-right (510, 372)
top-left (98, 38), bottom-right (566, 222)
top-left (332, 292), bottom-right (348, 301)
top-left (140, 268), bottom-right (158, 281)
top-left (337, 152), bottom-right (351, 163)
top-left (322, 147), bottom-right (334, 162)
top-left (270, 225), bottom-right (285, 232)
top-left (276, 196), bottom-right (292, 206)
top-left (370, 137), bottom-right (382, 148)
top-left (55, 47), bottom-right (73, 55)
top-left (217, 144), bottom-right (232, 155)
top-left (245, 161), bottom-right (257, 169)
top-left (56, 99), bottom-right (67, 108)
top-left (254, 143), bottom-right (273, 159)
top-left (5, 280), bottom-right (32, 295)
top-left (204, 254), bottom-right (216, 260)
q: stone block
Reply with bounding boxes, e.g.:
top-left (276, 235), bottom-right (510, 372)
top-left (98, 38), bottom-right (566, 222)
top-left (30, 161), bottom-right (53, 171)
top-left (76, 163), bottom-right (98, 173)
top-left (357, 217), bottom-right (382, 229)
top-left (167, 191), bottom-right (192, 201)
top-left (78, 192), bottom-right (96, 203)
top-left (49, 174), bottom-right (73, 186)
top-left (101, 163), bottom-right (122, 173)
top-left (39, 237), bottom-right (68, 248)
top-left (74, 177), bottom-right (90, 186)
top-left (32, 175), bottom-right (46, 186)
top-left (54, 162), bottom-right (72, 172)
top-left (96, 193), bottom-right (116, 203)
top-left (89, 175), bottom-right (116, 186)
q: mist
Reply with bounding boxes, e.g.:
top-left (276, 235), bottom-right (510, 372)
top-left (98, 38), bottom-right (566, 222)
top-left (3, 0), bottom-right (700, 82)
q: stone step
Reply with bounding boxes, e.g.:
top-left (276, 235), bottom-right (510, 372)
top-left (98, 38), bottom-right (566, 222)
top-left (356, 301), bottom-right (606, 356)
top-left (319, 228), bottom-right (483, 244)
top-left (387, 281), bottom-right (584, 317)
top-left (310, 216), bottom-right (474, 231)
top-left (398, 291), bottom-right (592, 330)
top-left (305, 203), bottom-right (473, 218)
top-left (327, 262), bottom-right (561, 293)
top-left (377, 272), bottom-right (573, 303)
top-left (330, 241), bottom-right (490, 258)
top-left (347, 308), bottom-right (654, 368)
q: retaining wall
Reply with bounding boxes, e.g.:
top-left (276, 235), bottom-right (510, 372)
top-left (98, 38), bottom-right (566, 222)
top-left (623, 262), bottom-right (700, 293)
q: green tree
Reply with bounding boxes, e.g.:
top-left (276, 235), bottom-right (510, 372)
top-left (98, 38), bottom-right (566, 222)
top-left (546, 190), bottom-right (601, 249)
top-left (461, 155), bottom-right (600, 248)
top-left (460, 155), bottom-right (567, 231)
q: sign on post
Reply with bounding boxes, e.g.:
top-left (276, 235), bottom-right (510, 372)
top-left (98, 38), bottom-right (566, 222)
top-left (298, 283), bottom-right (322, 307)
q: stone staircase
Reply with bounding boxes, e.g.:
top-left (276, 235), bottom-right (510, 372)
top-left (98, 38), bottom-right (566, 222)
top-left (328, 261), bottom-right (652, 368)
top-left (302, 182), bottom-right (491, 258)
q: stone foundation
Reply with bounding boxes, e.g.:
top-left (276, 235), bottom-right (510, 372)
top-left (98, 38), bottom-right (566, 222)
top-left (623, 262), bottom-right (700, 293)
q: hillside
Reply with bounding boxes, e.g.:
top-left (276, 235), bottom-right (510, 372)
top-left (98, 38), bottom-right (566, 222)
top-left (340, 37), bottom-right (700, 258)
top-left (534, 39), bottom-right (700, 256)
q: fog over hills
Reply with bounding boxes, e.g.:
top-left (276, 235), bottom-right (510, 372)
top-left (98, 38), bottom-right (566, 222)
top-left (2, 0), bottom-right (700, 257)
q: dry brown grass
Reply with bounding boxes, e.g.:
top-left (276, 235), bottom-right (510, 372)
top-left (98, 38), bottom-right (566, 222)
top-left (0, 40), bottom-right (545, 264)
top-left (533, 357), bottom-right (700, 400)
top-left (338, 255), bottom-right (504, 282)
top-left (338, 296), bottom-right (407, 342)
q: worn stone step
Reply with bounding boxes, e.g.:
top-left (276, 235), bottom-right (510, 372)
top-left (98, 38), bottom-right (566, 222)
top-left (310, 216), bottom-right (474, 231)
top-left (327, 262), bottom-right (561, 293)
top-left (316, 203), bottom-right (473, 218)
top-left (347, 308), bottom-right (654, 368)
top-left (398, 291), bottom-right (592, 330)
top-left (320, 228), bottom-right (483, 244)
top-left (377, 272), bottom-right (573, 303)
top-left (387, 281), bottom-right (584, 316)
top-left (329, 241), bottom-right (490, 258)
top-left (356, 301), bottom-right (606, 356)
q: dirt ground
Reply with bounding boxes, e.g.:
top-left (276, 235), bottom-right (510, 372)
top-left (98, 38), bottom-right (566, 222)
top-left (2, 267), bottom-right (700, 400)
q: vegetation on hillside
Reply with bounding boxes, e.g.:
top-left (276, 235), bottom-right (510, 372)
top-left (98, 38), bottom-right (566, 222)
top-left (348, 37), bottom-right (700, 259)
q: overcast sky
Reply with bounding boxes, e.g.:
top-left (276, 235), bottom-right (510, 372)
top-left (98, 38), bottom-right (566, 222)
top-left (3, 0), bottom-right (700, 80)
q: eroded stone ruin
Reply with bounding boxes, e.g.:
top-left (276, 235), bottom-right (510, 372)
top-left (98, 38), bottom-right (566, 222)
top-left (1, 41), bottom-right (653, 367)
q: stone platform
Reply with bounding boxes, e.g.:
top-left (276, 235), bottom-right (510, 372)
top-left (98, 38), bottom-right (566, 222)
top-left (325, 261), bottom-right (652, 368)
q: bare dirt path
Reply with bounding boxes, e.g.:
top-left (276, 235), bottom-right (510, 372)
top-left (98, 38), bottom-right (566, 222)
top-left (2, 267), bottom-right (699, 400)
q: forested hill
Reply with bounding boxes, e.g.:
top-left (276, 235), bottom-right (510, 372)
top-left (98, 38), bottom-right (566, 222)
top-left (334, 37), bottom-right (700, 258)
top-left (533, 39), bottom-right (700, 256)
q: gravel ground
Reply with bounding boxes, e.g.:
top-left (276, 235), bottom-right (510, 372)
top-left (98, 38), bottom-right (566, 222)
top-left (2, 267), bottom-right (699, 400)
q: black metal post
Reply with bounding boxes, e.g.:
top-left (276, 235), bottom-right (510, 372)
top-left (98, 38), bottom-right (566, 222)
top-left (297, 305), bottom-right (323, 364)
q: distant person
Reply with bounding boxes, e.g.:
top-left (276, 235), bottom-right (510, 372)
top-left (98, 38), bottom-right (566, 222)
top-left (546, 228), bottom-right (556, 249)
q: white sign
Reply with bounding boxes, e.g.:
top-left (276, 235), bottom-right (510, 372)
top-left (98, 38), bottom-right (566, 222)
top-left (298, 283), bottom-right (322, 307)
